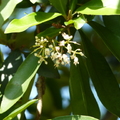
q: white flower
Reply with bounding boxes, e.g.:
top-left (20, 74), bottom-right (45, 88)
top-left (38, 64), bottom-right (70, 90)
top-left (66, 44), bottom-right (72, 54)
top-left (51, 52), bottom-right (57, 60)
top-left (49, 44), bottom-right (53, 48)
top-left (62, 33), bottom-right (73, 40)
top-left (59, 40), bottom-right (65, 46)
top-left (55, 59), bottom-right (60, 67)
top-left (74, 56), bottom-right (79, 65)
top-left (62, 54), bottom-right (70, 64)
top-left (45, 48), bottom-right (50, 56)
top-left (55, 46), bottom-right (60, 51)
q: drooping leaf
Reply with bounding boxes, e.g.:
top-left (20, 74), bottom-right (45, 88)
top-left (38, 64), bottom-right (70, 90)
top-left (103, 15), bottom-right (120, 37)
top-left (64, 16), bottom-right (86, 29)
top-left (80, 29), bottom-right (120, 117)
top-left (76, 0), bottom-right (120, 15)
top-left (69, 45), bottom-right (100, 118)
top-left (3, 99), bottom-right (38, 120)
top-left (0, 53), bottom-right (41, 113)
top-left (88, 21), bottom-right (120, 62)
top-left (0, 50), bottom-right (23, 103)
top-left (49, 0), bottom-right (68, 15)
top-left (52, 115), bottom-right (99, 120)
top-left (0, 0), bottom-right (23, 26)
top-left (5, 12), bottom-right (62, 33)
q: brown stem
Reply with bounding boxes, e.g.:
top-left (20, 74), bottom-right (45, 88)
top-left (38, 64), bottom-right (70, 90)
top-left (34, 76), bottom-right (45, 120)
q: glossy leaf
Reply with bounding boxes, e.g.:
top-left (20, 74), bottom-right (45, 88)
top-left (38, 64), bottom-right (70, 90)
top-left (88, 21), bottom-right (120, 62)
top-left (0, 0), bottom-right (23, 26)
top-left (103, 15), bottom-right (120, 36)
top-left (3, 99), bottom-right (38, 120)
top-left (69, 47), bottom-right (100, 118)
top-left (5, 12), bottom-right (62, 33)
top-left (64, 16), bottom-right (86, 29)
top-left (76, 0), bottom-right (120, 15)
top-left (49, 0), bottom-right (67, 15)
top-left (0, 53), bottom-right (41, 113)
top-left (0, 50), bottom-right (23, 103)
top-left (80, 29), bottom-right (120, 117)
top-left (52, 115), bottom-right (98, 120)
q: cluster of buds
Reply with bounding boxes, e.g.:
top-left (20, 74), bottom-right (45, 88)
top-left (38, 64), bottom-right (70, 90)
top-left (33, 33), bottom-right (85, 67)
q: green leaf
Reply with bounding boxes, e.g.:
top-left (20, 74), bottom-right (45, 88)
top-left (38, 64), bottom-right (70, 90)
top-left (69, 0), bottom-right (77, 12)
top-left (76, 0), bottom-right (120, 15)
top-left (49, 0), bottom-right (67, 15)
top-left (0, 49), bottom-right (4, 67)
top-left (103, 15), bottom-right (120, 36)
top-left (0, 50), bottom-right (23, 103)
top-left (37, 27), bottom-right (63, 38)
top-left (38, 58), bottom-right (60, 78)
top-left (69, 47), bottom-right (100, 118)
top-left (52, 115), bottom-right (99, 120)
top-left (0, 0), bottom-right (23, 26)
top-left (3, 99), bottom-right (38, 120)
top-left (88, 21), bottom-right (120, 62)
top-left (64, 16), bottom-right (86, 29)
top-left (0, 53), bottom-right (41, 113)
top-left (5, 12), bottom-right (62, 33)
top-left (80, 29), bottom-right (120, 117)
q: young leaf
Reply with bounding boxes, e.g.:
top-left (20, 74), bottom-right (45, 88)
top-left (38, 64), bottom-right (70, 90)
top-left (88, 21), bottom-right (120, 62)
top-left (49, 0), bottom-right (68, 15)
top-left (5, 12), bottom-right (62, 33)
top-left (76, 0), bottom-right (120, 15)
top-left (0, 53), bottom-right (41, 113)
top-left (69, 48), bottom-right (100, 118)
top-left (80, 29), bottom-right (120, 117)
top-left (3, 99), bottom-right (38, 120)
top-left (64, 16), bottom-right (86, 29)
top-left (0, 0), bottom-right (23, 26)
top-left (52, 115), bottom-right (99, 120)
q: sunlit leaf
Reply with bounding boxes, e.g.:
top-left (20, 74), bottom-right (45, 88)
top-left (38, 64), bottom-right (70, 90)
top-left (49, 0), bottom-right (67, 15)
top-left (69, 45), bottom-right (100, 118)
top-left (52, 115), bottom-right (99, 120)
top-left (0, 0), bottom-right (23, 26)
top-left (88, 21), bottom-right (120, 62)
top-left (80, 29), bottom-right (120, 117)
top-left (5, 12), bottom-right (62, 33)
top-left (76, 0), bottom-right (120, 15)
top-left (64, 16), bottom-right (86, 29)
top-left (30, 0), bottom-right (48, 4)
top-left (0, 53), bottom-right (41, 113)
top-left (3, 99), bottom-right (38, 120)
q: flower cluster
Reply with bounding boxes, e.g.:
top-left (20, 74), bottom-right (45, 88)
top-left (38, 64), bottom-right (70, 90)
top-left (33, 33), bottom-right (85, 67)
